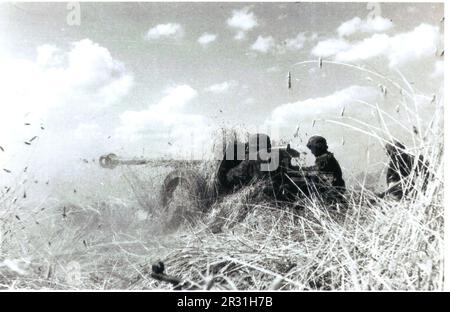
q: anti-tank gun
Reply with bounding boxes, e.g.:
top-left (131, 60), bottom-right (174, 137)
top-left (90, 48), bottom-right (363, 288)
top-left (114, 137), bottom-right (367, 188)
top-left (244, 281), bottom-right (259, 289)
top-left (98, 141), bottom-right (314, 229)
top-left (99, 153), bottom-right (202, 170)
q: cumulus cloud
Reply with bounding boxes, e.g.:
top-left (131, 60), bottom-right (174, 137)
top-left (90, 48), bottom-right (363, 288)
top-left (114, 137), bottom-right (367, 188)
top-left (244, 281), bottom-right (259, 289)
top-left (116, 85), bottom-right (211, 158)
top-left (205, 80), bottom-right (238, 93)
top-left (0, 39), bottom-right (131, 132)
top-left (250, 33), bottom-right (308, 55)
top-left (65, 39), bottom-right (132, 92)
top-left (145, 23), bottom-right (184, 40)
top-left (386, 24), bottom-right (440, 67)
top-left (266, 85), bottom-right (379, 127)
top-left (197, 33), bottom-right (218, 46)
top-left (337, 16), bottom-right (394, 37)
top-left (251, 36), bottom-right (275, 53)
top-left (312, 23), bottom-right (441, 67)
top-left (0, 39), bottom-right (132, 182)
top-left (36, 44), bottom-right (62, 67)
top-left (227, 7), bottom-right (258, 40)
top-left (118, 85), bottom-right (198, 129)
top-left (227, 7), bottom-right (258, 31)
top-left (311, 38), bottom-right (350, 58)
top-left (334, 34), bottom-right (391, 63)
top-left (284, 32), bottom-right (307, 51)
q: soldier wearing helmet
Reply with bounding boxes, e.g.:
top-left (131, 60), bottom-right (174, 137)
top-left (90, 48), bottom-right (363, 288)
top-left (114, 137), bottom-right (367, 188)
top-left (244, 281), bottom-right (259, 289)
top-left (378, 140), bottom-right (429, 199)
top-left (385, 141), bottom-right (413, 186)
top-left (303, 136), bottom-right (346, 202)
top-left (225, 133), bottom-right (273, 188)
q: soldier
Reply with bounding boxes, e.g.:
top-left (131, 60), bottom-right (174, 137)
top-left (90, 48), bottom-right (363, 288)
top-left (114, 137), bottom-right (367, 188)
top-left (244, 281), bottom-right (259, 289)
top-left (216, 138), bottom-right (247, 192)
top-left (302, 136), bottom-right (346, 203)
top-left (225, 133), bottom-right (272, 188)
top-left (209, 134), bottom-right (274, 234)
top-left (378, 140), bottom-right (428, 199)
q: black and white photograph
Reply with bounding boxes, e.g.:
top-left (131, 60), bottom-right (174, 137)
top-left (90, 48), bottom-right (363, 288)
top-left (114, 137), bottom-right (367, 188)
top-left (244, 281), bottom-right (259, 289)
top-left (0, 1), bottom-right (445, 293)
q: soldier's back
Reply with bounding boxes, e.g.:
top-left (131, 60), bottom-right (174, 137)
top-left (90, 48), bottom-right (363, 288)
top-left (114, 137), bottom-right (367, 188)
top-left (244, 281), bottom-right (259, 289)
top-left (315, 152), bottom-right (345, 188)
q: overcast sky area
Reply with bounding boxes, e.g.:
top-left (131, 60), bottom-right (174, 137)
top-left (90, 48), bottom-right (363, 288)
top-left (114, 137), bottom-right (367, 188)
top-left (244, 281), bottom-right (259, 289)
top-left (0, 2), bottom-right (444, 198)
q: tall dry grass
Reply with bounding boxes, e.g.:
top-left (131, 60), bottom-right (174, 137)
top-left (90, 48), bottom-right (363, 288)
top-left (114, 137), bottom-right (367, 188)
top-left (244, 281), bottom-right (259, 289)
top-left (0, 63), bottom-right (444, 290)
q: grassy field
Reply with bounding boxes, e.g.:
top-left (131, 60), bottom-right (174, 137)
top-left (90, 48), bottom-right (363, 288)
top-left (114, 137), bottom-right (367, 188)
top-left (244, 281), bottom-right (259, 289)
top-left (0, 65), bottom-right (444, 290)
top-left (0, 138), bottom-right (443, 290)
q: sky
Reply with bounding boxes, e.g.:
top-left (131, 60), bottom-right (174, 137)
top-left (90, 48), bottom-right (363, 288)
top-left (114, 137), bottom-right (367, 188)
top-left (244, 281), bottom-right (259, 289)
top-left (0, 2), bottom-right (444, 197)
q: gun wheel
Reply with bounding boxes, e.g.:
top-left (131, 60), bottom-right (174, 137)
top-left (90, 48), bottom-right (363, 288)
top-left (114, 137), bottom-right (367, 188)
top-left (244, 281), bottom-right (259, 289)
top-left (160, 169), bottom-right (208, 229)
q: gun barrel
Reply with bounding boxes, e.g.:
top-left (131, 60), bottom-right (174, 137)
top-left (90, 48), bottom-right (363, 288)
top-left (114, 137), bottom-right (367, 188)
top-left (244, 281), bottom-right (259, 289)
top-left (98, 153), bottom-right (202, 169)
